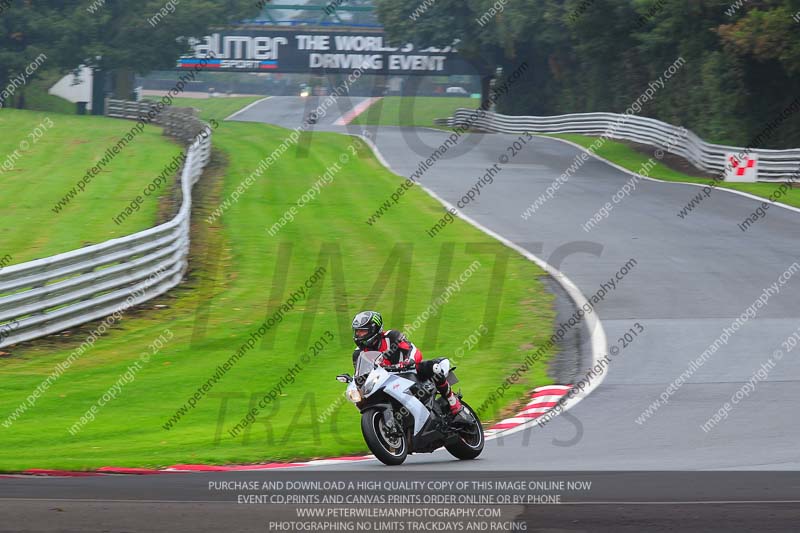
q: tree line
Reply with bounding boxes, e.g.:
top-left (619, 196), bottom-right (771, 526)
top-left (376, 0), bottom-right (800, 148)
top-left (0, 0), bottom-right (255, 108)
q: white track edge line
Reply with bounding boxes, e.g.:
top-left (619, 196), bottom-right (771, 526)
top-left (537, 134), bottom-right (800, 215)
top-left (224, 96), bottom-right (273, 121)
top-left (356, 133), bottom-right (608, 442)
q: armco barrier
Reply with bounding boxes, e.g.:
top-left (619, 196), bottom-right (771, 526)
top-left (0, 100), bottom-right (211, 348)
top-left (105, 98), bottom-right (207, 143)
top-left (436, 109), bottom-right (800, 181)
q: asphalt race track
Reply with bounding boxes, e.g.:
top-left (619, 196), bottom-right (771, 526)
top-left (237, 99), bottom-right (800, 472)
top-left (226, 95), bottom-right (374, 128)
top-left (2, 98), bottom-right (798, 531)
top-left (311, 124), bottom-right (800, 471)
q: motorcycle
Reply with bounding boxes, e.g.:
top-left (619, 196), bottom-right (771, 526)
top-left (336, 351), bottom-right (484, 466)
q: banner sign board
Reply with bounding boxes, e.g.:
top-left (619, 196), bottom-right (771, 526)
top-left (178, 30), bottom-right (477, 75)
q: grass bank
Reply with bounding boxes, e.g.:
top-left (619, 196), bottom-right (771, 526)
top-left (0, 109), bottom-right (183, 264)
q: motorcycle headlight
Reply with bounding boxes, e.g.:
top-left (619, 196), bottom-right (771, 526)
top-left (347, 387), bottom-right (362, 403)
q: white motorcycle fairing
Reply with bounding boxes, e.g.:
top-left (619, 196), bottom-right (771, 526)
top-left (380, 373), bottom-right (430, 436)
top-left (350, 365), bottom-right (430, 436)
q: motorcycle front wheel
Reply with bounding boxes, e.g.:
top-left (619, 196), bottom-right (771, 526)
top-left (361, 408), bottom-right (408, 466)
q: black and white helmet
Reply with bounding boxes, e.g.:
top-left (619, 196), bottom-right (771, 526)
top-left (352, 310), bottom-right (383, 349)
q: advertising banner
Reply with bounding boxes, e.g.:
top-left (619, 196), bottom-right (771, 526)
top-left (178, 30), bottom-right (477, 75)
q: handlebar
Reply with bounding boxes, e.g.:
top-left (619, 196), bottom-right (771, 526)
top-left (384, 363), bottom-right (416, 373)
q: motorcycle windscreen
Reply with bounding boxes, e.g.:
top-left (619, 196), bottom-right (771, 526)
top-left (355, 351), bottom-right (383, 377)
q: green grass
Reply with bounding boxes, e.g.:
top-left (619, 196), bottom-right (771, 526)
top-left (350, 96), bottom-right (477, 128)
top-left (549, 134), bottom-right (800, 208)
top-left (0, 109), bottom-right (184, 264)
top-left (0, 100), bottom-right (557, 471)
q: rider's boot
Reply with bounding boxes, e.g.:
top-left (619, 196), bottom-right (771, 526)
top-left (437, 380), bottom-right (463, 415)
top-left (433, 360), bottom-right (469, 422)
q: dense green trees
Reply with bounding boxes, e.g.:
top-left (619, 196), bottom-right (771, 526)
top-left (0, 0), bottom-right (255, 107)
top-left (3, 1), bottom-right (798, 146)
top-left (376, 0), bottom-right (800, 147)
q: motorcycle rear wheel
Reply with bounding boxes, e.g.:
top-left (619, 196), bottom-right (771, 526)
top-left (444, 401), bottom-right (484, 460)
top-left (361, 408), bottom-right (408, 466)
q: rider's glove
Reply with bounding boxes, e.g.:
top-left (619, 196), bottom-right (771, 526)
top-left (386, 360), bottom-right (414, 372)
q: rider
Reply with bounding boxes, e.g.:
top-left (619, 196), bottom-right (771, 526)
top-left (351, 310), bottom-right (465, 417)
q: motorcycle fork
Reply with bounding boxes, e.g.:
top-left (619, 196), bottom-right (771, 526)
top-left (383, 406), bottom-right (404, 439)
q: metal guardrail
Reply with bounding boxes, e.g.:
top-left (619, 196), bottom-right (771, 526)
top-left (0, 100), bottom-right (212, 348)
top-left (436, 109), bottom-right (800, 181)
top-left (106, 98), bottom-right (208, 143)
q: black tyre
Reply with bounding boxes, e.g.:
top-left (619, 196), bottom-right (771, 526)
top-left (444, 401), bottom-right (484, 460)
top-left (361, 408), bottom-right (408, 466)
